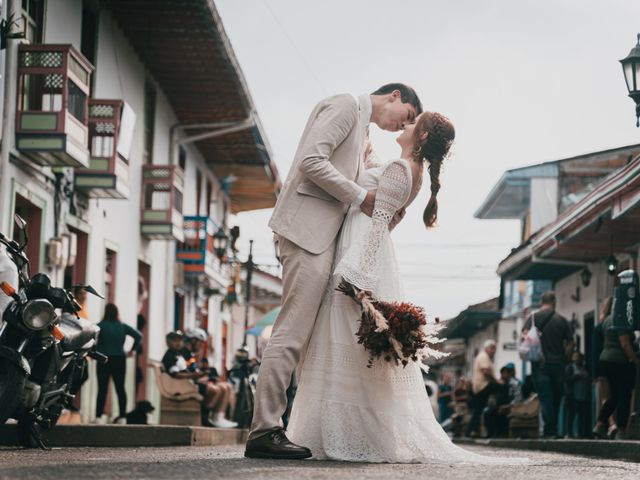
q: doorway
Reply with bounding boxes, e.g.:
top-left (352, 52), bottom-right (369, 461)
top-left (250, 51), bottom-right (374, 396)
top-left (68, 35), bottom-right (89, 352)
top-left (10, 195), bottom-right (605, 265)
top-left (136, 261), bottom-right (151, 401)
top-left (13, 194), bottom-right (43, 271)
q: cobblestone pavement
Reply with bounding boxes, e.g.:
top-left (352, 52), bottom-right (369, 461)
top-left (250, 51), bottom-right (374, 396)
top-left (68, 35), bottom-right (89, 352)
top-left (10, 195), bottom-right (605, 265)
top-left (0, 444), bottom-right (639, 480)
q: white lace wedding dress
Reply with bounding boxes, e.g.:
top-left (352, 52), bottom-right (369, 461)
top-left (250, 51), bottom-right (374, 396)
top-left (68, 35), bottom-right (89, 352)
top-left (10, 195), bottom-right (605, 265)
top-left (287, 159), bottom-right (527, 464)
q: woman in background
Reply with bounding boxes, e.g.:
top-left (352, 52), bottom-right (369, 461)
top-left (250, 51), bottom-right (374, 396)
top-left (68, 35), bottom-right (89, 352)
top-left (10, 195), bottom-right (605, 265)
top-left (95, 303), bottom-right (142, 424)
top-left (592, 297), bottom-right (638, 439)
top-left (592, 297), bottom-right (617, 437)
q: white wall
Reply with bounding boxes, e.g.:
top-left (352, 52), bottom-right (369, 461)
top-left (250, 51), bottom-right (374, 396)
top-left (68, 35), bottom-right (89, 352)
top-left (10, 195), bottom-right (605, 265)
top-left (495, 318), bottom-right (521, 378)
top-left (530, 177), bottom-right (558, 233)
top-left (44, 0), bottom-right (83, 47)
top-left (1, 0), bottom-right (247, 423)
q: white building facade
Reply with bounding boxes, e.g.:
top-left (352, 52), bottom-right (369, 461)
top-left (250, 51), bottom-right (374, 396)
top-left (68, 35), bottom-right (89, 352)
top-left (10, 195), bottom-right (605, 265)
top-left (0, 0), bottom-right (280, 423)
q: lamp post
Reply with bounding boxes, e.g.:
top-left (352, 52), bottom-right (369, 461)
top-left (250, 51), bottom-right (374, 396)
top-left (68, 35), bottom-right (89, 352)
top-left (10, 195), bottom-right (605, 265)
top-left (213, 226), bottom-right (228, 260)
top-left (242, 240), bottom-right (255, 348)
top-left (606, 254), bottom-right (618, 276)
top-left (620, 33), bottom-right (640, 127)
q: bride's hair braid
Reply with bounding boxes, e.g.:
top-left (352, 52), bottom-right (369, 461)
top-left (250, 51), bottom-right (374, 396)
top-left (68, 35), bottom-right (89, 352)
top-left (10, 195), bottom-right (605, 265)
top-left (414, 112), bottom-right (455, 229)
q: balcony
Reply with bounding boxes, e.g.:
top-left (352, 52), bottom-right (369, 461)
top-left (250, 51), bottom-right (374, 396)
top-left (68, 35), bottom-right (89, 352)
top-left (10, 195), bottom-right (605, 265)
top-left (74, 100), bottom-right (135, 199)
top-left (176, 216), bottom-right (227, 287)
top-left (15, 44), bottom-right (93, 168)
top-left (140, 165), bottom-right (184, 241)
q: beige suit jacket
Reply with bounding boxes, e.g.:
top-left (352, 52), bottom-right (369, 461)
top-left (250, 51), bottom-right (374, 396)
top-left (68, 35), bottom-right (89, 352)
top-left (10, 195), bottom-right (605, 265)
top-left (268, 93), bottom-right (369, 254)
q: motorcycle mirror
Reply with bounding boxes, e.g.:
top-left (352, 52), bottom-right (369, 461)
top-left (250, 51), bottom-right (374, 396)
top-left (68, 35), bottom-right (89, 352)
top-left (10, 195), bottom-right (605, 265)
top-left (72, 284), bottom-right (105, 299)
top-left (13, 214), bottom-right (28, 251)
top-left (14, 214), bottom-right (26, 230)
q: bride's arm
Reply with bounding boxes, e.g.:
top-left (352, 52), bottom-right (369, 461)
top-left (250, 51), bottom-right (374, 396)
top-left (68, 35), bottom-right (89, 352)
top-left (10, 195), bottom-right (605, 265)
top-left (371, 160), bottom-right (412, 227)
top-left (335, 160), bottom-right (412, 293)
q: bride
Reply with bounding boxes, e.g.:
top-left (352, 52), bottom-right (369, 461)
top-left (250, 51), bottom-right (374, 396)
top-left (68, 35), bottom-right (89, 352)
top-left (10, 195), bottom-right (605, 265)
top-left (287, 111), bottom-right (521, 464)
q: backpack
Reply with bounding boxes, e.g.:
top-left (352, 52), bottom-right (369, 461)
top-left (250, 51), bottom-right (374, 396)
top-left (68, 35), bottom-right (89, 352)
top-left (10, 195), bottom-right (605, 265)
top-left (518, 311), bottom-right (544, 362)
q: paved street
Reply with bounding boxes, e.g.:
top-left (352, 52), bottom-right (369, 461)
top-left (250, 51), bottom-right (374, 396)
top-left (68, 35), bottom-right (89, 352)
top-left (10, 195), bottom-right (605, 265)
top-left (0, 445), bottom-right (639, 480)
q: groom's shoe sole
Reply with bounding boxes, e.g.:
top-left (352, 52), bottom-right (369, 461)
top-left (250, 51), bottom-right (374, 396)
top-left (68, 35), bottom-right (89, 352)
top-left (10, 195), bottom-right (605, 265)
top-left (244, 450), bottom-right (312, 460)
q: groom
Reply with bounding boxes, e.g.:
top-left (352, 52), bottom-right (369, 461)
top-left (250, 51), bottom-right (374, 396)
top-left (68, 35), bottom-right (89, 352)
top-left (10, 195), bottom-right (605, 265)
top-left (245, 84), bottom-right (422, 459)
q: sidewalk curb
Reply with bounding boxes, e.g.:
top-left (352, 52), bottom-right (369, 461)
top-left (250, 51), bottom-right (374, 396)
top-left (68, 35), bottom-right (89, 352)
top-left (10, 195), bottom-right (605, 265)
top-left (454, 437), bottom-right (640, 462)
top-left (0, 424), bottom-right (248, 447)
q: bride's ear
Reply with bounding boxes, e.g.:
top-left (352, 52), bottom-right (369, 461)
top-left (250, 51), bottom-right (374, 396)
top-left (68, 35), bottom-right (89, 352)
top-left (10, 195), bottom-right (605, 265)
top-left (420, 131), bottom-right (429, 143)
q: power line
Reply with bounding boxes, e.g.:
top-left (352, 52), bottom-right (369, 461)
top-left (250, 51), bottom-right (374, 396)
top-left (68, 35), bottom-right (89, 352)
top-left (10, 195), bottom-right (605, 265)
top-left (395, 242), bottom-right (516, 249)
top-left (261, 0), bottom-right (327, 95)
top-left (398, 262), bottom-right (496, 270)
top-left (402, 273), bottom-right (498, 280)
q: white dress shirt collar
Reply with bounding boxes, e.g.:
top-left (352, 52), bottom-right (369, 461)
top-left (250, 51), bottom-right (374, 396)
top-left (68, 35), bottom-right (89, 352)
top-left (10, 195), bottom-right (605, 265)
top-left (357, 93), bottom-right (372, 124)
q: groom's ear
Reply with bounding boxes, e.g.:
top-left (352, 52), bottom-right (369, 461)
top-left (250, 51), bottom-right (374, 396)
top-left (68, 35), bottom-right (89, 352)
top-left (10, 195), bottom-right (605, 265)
top-left (390, 89), bottom-right (402, 101)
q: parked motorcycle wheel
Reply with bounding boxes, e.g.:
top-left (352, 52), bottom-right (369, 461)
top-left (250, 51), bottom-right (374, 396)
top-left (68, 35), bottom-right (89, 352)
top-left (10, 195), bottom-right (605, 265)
top-left (17, 414), bottom-right (49, 450)
top-left (0, 359), bottom-right (26, 424)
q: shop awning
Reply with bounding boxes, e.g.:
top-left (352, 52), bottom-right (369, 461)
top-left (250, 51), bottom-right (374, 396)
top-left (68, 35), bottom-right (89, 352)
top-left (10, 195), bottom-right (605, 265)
top-left (496, 155), bottom-right (640, 279)
top-left (442, 298), bottom-right (501, 339)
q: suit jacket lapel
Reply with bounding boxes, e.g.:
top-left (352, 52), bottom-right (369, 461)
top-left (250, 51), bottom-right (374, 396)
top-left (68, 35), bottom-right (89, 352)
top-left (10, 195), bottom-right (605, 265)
top-left (355, 94), bottom-right (371, 179)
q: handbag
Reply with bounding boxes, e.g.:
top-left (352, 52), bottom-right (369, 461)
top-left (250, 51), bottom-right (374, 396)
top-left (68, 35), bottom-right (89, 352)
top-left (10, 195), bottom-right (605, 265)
top-left (518, 311), bottom-right (544, 362)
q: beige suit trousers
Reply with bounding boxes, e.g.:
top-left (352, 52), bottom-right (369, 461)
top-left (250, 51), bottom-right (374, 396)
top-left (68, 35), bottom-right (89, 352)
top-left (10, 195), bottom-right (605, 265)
top-left (248, 235), bottom-right (336, 439)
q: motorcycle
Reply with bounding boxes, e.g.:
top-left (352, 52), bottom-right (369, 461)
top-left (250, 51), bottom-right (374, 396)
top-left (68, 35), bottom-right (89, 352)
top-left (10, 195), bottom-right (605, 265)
top-left (0, 215), bottom-right (107, 449)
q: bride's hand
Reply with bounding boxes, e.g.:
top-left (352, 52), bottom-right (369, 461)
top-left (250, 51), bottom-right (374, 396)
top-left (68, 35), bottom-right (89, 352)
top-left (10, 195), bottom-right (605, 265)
top-left (360, 190), bottom-right (376, 217)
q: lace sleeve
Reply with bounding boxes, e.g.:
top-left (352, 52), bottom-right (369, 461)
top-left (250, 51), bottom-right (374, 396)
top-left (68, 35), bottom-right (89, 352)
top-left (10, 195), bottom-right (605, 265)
top-left (335, 160), bottom-right (412, 295)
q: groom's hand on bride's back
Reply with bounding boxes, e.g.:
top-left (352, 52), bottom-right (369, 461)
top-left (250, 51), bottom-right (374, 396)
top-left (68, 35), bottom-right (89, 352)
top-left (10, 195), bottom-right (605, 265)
top-left (389, 208), bottom-right (406, 232)
top-left (359, 190), bottom-right (376, 217)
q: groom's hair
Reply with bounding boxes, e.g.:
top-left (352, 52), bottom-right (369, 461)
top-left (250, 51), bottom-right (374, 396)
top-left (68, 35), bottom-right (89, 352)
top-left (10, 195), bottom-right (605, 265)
top-left (371, 83), bottom-right (422, 114)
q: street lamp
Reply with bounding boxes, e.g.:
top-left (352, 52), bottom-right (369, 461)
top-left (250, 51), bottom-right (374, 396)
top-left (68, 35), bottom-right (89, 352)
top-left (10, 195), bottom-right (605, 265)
top-left (229, 226), bottom-right (240, 253)
top-left (242, 240), bottom-right (255, 348)
top-left (606, 254), bottom-right (618, 276)
top-left (213, 227), bottom-right (228, 260)
top-left (620, 33), bottom-right (640, 127)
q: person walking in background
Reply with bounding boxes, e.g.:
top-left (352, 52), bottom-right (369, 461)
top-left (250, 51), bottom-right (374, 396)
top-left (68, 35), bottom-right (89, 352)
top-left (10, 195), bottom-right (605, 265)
top-left (592, 297), bottom-right (617, 438)
top-left (465, 340), bottom-right (501, 437)
top-left (95, 303), bottom-right (142, 424)
top-left (564, 351), bottom-right (590, 438)
top-left (521, 291), bottom-right (574, 438)
top-left (592, 304), bottom-right (639, 440)
top-left (437, 372), bottom-right (454, 423)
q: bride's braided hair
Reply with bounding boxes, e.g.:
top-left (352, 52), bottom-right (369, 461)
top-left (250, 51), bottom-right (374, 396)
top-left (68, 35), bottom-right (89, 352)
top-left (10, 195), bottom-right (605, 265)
top-left (414, 112), bottom-right (455, 228)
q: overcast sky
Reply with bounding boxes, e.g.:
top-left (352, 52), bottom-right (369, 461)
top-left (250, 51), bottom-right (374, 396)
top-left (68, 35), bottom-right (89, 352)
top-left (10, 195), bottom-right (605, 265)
top-left (218, 0), bottom-right (640, 320)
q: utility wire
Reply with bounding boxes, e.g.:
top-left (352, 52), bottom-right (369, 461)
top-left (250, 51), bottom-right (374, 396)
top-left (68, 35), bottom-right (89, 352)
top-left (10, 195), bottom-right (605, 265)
top-left (261, 0), bottom-right (327, 95)
top-left (395, 242), bottom-right (516, 249)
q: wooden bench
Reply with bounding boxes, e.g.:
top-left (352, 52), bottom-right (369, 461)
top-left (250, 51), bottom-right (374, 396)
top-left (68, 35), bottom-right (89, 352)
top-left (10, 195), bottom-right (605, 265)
top-left (508, 394), bottom-right (540, 438)
top-left (150, 362), bottom-right (203, 426)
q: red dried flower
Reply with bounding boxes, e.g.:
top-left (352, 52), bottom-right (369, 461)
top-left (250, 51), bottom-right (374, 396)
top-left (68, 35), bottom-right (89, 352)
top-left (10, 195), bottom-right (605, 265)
top-left (337, 279), bottom-right (436, 368)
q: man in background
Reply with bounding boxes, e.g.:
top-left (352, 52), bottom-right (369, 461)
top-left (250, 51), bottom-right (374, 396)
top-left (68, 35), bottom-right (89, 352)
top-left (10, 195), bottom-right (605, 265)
top-left (466, 339), bottom-right (501, 437)
top-left (522, 291), bottom-right (574, 438)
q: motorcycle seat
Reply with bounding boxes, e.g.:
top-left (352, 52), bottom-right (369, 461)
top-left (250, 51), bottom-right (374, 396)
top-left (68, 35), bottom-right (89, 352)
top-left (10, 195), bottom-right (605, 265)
top-left (58, 314), bottom-right (100, 352)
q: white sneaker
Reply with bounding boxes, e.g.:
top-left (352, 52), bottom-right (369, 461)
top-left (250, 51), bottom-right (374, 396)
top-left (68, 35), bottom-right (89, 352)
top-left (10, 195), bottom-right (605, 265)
top-left (211, 412), bottom-right (238, 428)
top-left (92, 414), bottom-right (108, 424)
top-left (114, 416), bottom-right (127, 425)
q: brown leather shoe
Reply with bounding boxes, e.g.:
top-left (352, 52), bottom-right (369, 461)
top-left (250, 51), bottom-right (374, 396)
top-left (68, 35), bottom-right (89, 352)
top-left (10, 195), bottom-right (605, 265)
top-left (244, 429), bottom-right (312, 459)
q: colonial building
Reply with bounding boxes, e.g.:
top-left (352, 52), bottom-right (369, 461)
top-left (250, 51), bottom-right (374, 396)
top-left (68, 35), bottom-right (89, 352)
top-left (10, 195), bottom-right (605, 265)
top-left (475, 143), bottom-right (640, 378)
top-left (0, 0), bottom-right (281, 423)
